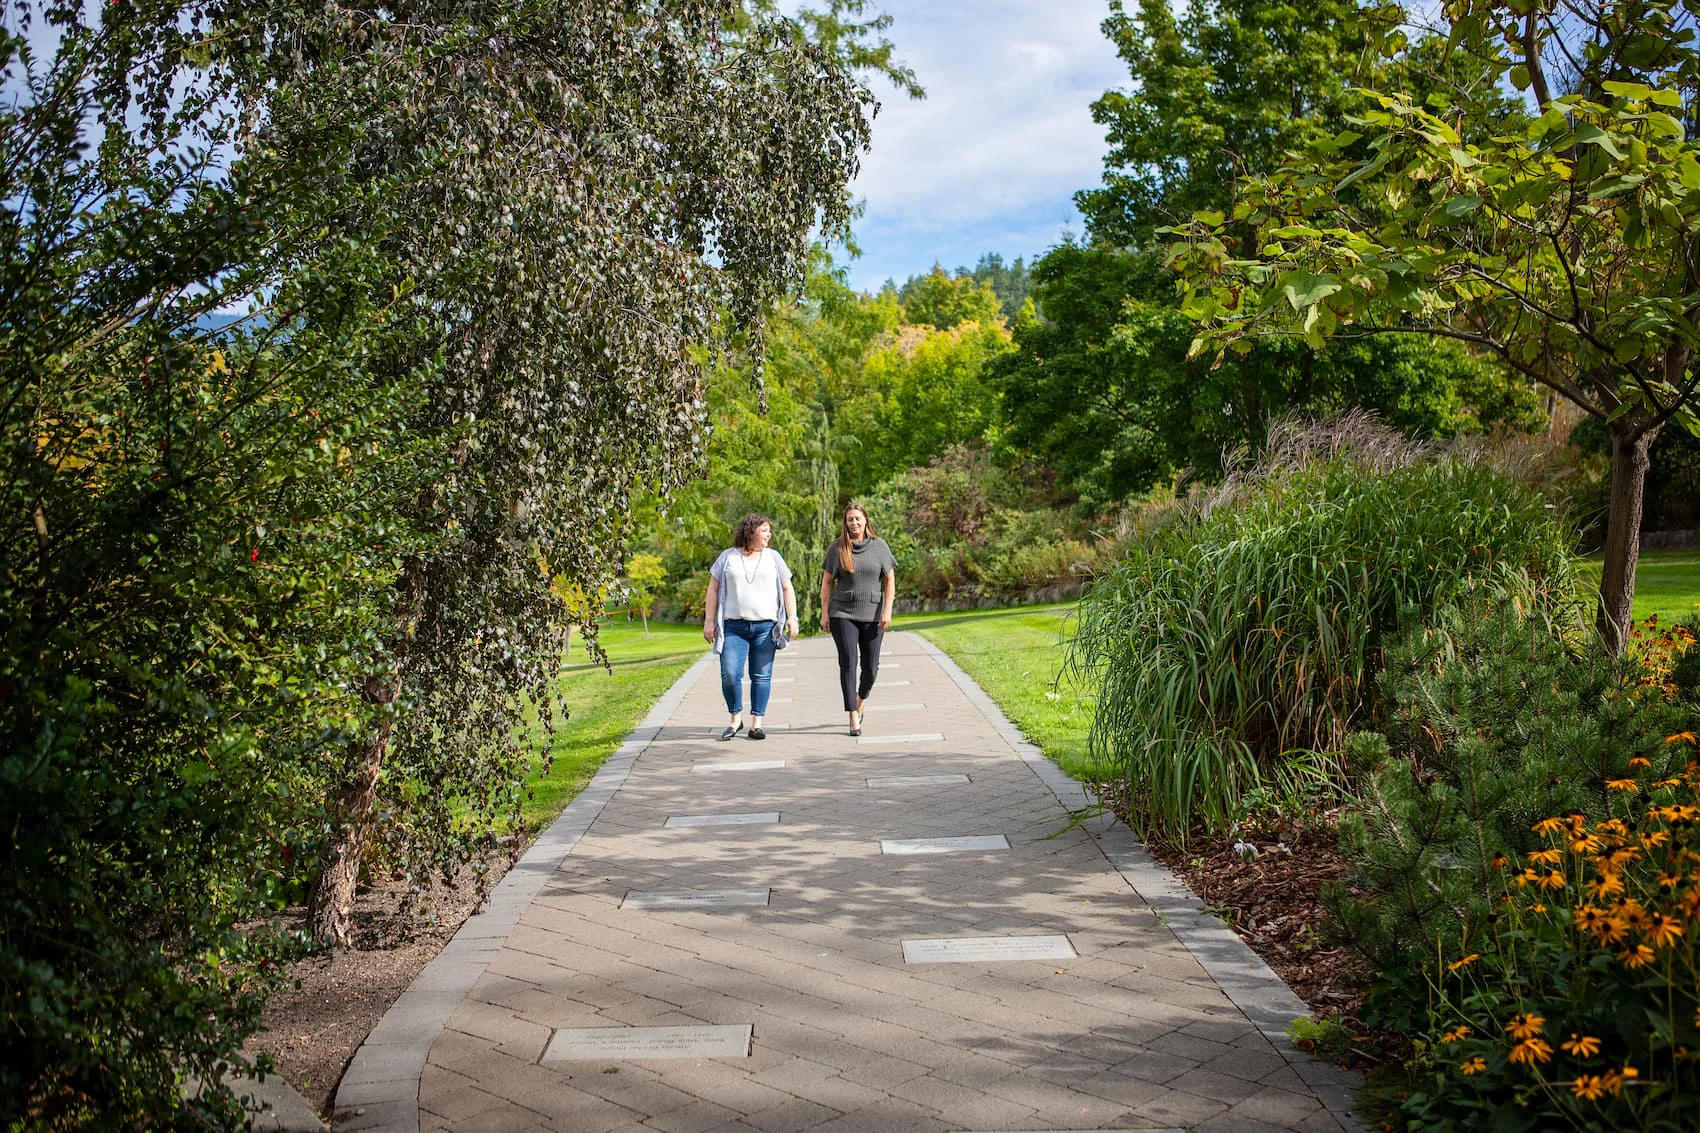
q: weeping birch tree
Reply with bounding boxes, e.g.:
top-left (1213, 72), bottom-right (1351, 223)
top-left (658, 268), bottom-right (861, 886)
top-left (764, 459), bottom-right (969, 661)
top-left (277, 0), bottom-right (905, 943)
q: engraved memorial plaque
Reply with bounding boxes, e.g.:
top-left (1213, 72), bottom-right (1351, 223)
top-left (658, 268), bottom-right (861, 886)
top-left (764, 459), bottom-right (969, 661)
top-left (690, 760), bottom-right (786, 773)
top-left (622, 888), bottom-right (770, 910)
top-left (665, 811), bottom-right (780, 828)
top-left (858, 732), bottom-right (943, 745)
top-left (880, 835), bottom-right (1007, 854)
top-left (866, 774), bottom-right (970, 788)
top-left (902, 935), bottom-right (1075, 964)
top-left (541, 1024), bottom-right (753, 1061)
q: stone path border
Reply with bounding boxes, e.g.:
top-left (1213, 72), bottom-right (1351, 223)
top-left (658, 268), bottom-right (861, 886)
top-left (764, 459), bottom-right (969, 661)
top-left (335, 639), bottom-right (1366, 1132)
top-left (332, 655), bottom-right (713, 1133)
top-left (910, 637), bottom-right (1364, 1129)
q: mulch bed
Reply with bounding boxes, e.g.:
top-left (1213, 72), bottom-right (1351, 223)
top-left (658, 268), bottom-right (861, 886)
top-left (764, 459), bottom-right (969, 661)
top-left (247, 858), bottom-right (512, 1118)
top-left (1091, 782), bottom-right (1407, 1070)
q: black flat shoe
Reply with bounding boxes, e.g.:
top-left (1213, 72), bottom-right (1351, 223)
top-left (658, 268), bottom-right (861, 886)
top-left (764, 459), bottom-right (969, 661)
top-left (719, 722), bottom-right (743, 741)
top-left (748, 726), bottom-right (766, 740)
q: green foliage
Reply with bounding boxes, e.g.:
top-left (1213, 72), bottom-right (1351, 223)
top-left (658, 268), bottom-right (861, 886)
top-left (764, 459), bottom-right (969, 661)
top-left (3, 0), bottom-right (890, 1121)
top-left (260, 0), bottom-right (885, 940)
top-left (839, 318), bottom-right (1014, 488)
top-left (637, 253), bottom-right (902, 627)
top-left (863, 446), bottom-right (1110, 604)
top-left (0, 0), bottom-right (437, 1120)
top-left (1328, 604), bottom-right (1639, 1012)
top-left (990, 241), bottom-right (1543, 507)
top-left (622, 553), bottom-right (667, 633)
top-left (1079, 0), bottom-right (1390, 245)
top-left (896, 264), bottom-right (1004, 330)
top-left (961, 253), bottom-right (1034, 319)
top-left (1288, 1015), bottom-right (1358, 1063)
top-left (1071, 416), bottom-right (1581, 841)
top-left (1646, 428), bottom-right (1700, 531)
top-left (1331, 604), bottom-right (1698, 1024)
top-left (1394, 750), bottom-right (1700, 1132)
top-left (1163, 0), bottom-right (1700, 648)
top-left (895, 254), bottom-right (1032, 320)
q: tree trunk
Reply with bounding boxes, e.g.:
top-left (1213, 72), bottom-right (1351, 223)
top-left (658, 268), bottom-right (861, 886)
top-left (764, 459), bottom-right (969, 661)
top-left (310, 683), bottom-right (398, 946)
top-left (1596, 423), bottom-right (1654, 654)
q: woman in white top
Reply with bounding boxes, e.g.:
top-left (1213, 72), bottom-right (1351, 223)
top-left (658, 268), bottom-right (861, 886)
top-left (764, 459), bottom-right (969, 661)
top-left (702, 514), bottom-right (799, 740)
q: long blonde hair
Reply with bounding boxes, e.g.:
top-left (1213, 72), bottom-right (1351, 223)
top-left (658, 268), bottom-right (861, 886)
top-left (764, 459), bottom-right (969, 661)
top-left (831, 503), bottom-right (875, 573)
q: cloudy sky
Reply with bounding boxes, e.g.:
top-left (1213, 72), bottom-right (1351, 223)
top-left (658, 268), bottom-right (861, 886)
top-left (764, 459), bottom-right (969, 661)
top-left (834, 1), bottom-right (1130, 293)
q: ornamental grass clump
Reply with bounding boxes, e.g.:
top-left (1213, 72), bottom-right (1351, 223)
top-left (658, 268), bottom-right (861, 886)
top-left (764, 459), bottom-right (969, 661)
top-left (1402, 737), bottom-right (1700, 1132)
top-left (1071, 415), bottom-right (1578, 841)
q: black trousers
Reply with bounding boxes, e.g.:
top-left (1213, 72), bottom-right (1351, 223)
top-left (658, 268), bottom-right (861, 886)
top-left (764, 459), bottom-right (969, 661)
top-left (828, 617), bottom-right (883, 712)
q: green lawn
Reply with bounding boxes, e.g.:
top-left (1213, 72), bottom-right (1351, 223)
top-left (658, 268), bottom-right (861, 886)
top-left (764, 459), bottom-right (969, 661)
top-left (515, 619), bottom-right (705, 831)
top-left (1628, 550), bottom-right (1700, 625)
top-left (895, 602), bottom-right (1097, 781)
top-left (1581, 549), bottom-right (1700, 625)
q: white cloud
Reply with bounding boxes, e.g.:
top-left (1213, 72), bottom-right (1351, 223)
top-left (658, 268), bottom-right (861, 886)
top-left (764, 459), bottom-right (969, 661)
top-left (838, 1), bottom-right (1127, 289)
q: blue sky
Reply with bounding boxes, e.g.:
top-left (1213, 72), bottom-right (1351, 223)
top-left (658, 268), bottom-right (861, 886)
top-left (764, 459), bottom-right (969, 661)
top-left (834, 2), bottom-right (1129, 293)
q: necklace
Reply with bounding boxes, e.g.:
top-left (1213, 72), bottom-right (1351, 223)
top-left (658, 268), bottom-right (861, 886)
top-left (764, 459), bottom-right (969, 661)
top-left (740, 548), bottom-right (764, 584)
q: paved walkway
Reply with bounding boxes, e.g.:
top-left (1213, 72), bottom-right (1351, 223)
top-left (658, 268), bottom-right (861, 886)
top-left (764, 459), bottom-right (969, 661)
top-left (334, 633), bottom-right (1362, 1133)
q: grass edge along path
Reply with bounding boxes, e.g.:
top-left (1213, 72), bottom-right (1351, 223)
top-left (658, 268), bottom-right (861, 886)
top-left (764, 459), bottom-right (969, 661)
top-left (897, 601), bottom-right (1095, 781)
top-left (516, 620), bottom-right (705, 832)
top-left (520, 546), bottom-right (1700, 836)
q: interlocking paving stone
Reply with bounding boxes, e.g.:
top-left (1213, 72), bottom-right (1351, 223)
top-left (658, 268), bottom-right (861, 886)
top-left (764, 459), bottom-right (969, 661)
top-left (866, 774), bottom-right (970, 788)
top-left (902, 935), bottom-right (1075, 963)
top-left (662, 811), bottom-right (779, 828)
top-left (880, 834), bottom-right (1009, 854)
top-left (540, 1024), bottom-right (753, 1061)
top-left (620, 888), bottom-right (771, 910)
top-left (377, 633), bottom-right (1366, 1133)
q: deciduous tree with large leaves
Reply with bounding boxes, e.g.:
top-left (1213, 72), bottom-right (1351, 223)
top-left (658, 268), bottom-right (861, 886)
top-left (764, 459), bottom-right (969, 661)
top-left (1166, 0), bottom-right (1700, 652)
top-left (1080, 0), bottom-right (1389, 247)
top-left (1019, 0), bottom-right (1535, 506)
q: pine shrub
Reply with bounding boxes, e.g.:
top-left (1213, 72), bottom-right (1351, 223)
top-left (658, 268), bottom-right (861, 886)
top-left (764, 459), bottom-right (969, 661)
top-left (1327, 598), bottom-right (1690, 1025)
top-left (1396, 748), bottom-right (1700, 1132)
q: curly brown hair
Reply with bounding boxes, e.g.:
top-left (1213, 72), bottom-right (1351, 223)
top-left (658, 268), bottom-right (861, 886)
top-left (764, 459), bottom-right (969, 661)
top-left (732, 513), bottom-right (774, 551)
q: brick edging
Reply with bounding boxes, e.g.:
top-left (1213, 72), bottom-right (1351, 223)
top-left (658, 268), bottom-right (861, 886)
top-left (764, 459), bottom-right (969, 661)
top-left (331, 653), bottom-right (716, 1133)
top-left (908, 632), bottom-right (1368, 1133)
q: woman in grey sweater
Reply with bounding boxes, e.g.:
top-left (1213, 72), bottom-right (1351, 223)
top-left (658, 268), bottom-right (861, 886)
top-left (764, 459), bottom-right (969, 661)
top-left (818, 502), bottom-right (896, 736)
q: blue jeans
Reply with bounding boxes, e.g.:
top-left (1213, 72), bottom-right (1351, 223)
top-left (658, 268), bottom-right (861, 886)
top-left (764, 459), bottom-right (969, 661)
top-left (720, 618), bottom-right (777, 716)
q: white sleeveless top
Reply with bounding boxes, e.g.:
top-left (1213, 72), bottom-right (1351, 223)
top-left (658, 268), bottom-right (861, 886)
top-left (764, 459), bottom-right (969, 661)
top-left (711, 548), bottom-right (792, 621)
